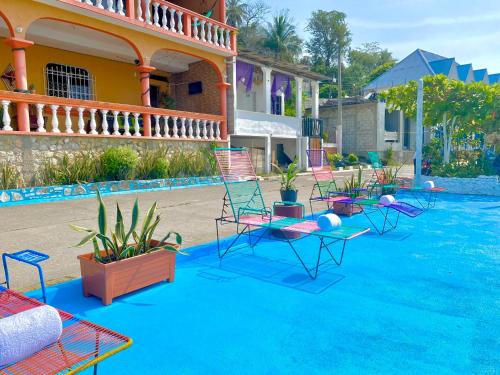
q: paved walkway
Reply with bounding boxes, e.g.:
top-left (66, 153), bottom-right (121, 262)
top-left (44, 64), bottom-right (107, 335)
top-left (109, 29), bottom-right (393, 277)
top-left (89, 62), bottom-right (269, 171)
top-left (0, 166), bottom-right (414, 291)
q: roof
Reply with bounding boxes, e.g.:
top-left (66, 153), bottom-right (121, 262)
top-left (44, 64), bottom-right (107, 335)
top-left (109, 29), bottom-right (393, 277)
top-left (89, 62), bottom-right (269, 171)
top-left (473, 69), bottom-right (488, 82)
top-left (489, 73), bottom-right (500, 83)
top-left (429, 58), bottom-right (455, 75)
top-left (237, 50), bottom-right (330, 81)
top-left (318, 96), bottom-right (378, 108)
top-left (457, 64), bottom-right (472, 81)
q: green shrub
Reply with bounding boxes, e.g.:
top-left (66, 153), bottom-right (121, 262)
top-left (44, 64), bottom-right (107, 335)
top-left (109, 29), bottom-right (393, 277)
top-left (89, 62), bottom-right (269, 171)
top-left (100, 147), bottom-right (138, 181)
top-left (432, 150), bottom-right (494, 178)
top-left (38, 151), bottom-right (101, 186)
top-left (0, 162), bottom-right (23, 190)
top-left (382, 146), bottom-right (395, 166)
top-left (347, 153), bottom-right (359, 165)
top-left (136, 148), bottom-right (169, 180)
top-left (327, 153), bottom-right (343, 168)
top-left (167, 146), bottom-right (217, 178)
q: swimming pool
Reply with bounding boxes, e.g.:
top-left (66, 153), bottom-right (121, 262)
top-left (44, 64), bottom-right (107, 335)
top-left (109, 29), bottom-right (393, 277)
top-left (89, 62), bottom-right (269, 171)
top-left (30, 193), bottom-right (500, 374)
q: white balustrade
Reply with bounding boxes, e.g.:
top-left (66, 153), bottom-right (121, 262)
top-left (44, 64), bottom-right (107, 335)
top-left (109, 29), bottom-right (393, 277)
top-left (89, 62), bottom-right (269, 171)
top-left (213, 25), bottom-right (219, 46)
top-left (112, 111), bottom-right (120, 135)
top-left (216, 121), bottom-right (221, 140)
top-left (1, 100), bottom-right (12, 131)
top-left (207, 23), bottom-right (213, 44)
top-left (64, 106), bottom-right (73, 133)
top-left (193, 17), bottom-right (199, 39)
top-left (172, 116), bottom-right (179, 138)
top-left (117, 0), bottom-right (125, 16)
top-left (50, 105), bottom-right (60, 133)
top-left (195, 119), bottom-right (201, 139)
top-left (218, 28), bottom-right (225, 46)
top-left (169, 8), bottom-right (176, 32)
top-left (133, 112), bottom-right (141, 136)
top-left (123, 112), bottom-right (131, 136)
top-left (200, 20), bottom-right (206, 42)
top-left (144, 0), bottom-right (152, 24)
top-left (101, 109), bottom-right (109, 135)
top-left (225, 29), bottom-right (231, 49)
top-left (161, 5), bottom-right (168, 29)
top-left (177, 12), bottom-right (183, 34)
top-left (187, 118), bottom-right (194, 139)
top-left (162, 115), bottom-right (170, 138)
top-left (209, 120), bottom-right (215, 140)
top-left (180, 117), bottom-right (186, 138)
top-left (202, 120), bottom-right (208, 140)
top-left (154, 114), bottom-right (161, 137)
top-left (136, 0), bottom-right (143, 21)
top-left (107, 0), bottom-right (114, 12)
top-left (36, 104), bottom-right (46, 133)
top-left (153, 2), bottom-right (160, 27)
top-left (77, 107), bottom-right (86, 134)
top-left (96, 0), bottom-right (103, 9)
top-left (87, 108), bottom-right (97, 134)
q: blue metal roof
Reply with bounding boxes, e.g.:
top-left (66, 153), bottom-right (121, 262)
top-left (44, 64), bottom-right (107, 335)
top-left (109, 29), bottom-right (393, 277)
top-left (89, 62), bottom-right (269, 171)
top-left (457, 64), bottom-right (472, 82)
top-left (429, 58), bottom-right (455, 75)
top-left (489, 73), bottom-right (500, 83)
top-left (473, 69), bottom-right (488, 82)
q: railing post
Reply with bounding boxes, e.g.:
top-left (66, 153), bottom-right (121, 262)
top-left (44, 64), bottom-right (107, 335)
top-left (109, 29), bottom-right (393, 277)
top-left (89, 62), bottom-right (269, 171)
top-left (137, 65), bottom-right (156, 137)
top-left (125, 0), bottom-right (135, 19)
top-left (4, 38), bottom-right (34, 132)
top-left (231, 30), bottom-right (237, 52)
top-left (217, 82), bottom-right (230, 140)
top-left (184, 13), bottom-right (192, 37)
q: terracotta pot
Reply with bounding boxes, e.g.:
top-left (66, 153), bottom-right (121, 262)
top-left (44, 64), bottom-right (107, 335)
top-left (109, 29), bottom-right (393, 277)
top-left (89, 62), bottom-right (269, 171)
top-left (332, 202), bottom-right (363, 217)
top-left (77, 240), bottom-right (178, 305)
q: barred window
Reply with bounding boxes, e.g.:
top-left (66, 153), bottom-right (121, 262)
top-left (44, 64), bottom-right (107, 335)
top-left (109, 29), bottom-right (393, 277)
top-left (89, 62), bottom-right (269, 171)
top-left (45, 63), bottom-right (95, 100)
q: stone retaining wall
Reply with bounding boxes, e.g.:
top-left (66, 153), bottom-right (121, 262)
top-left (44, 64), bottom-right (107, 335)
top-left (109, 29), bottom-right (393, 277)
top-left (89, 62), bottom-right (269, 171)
top-left (0, 134), bottom-right (221, 184)
top-left (431, 175), bottom-right (500, 196)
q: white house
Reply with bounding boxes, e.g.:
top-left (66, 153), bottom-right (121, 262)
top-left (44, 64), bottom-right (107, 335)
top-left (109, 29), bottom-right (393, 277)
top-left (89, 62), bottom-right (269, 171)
top-left (226, 50), bottom-right (328, 173)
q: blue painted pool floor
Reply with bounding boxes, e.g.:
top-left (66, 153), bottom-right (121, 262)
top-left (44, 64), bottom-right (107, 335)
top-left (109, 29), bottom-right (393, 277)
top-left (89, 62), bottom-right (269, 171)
top-left (33, 193), bottom-right (499, 374)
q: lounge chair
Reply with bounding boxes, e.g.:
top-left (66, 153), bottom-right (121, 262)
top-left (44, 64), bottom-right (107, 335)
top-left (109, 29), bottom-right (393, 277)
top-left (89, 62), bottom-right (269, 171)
top-left (306, 149), bottom-right (351, 217)
top-left (214, 148), bottom-right (370, 279)
top-left (0, 286), bottom-right (131, 374)
top-left (398, 184), bottom-right (447, 209)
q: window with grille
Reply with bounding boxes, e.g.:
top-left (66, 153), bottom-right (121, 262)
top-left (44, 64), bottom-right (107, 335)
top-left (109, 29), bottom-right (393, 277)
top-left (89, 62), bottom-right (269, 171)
top-left (45, 63), bottom-right (95, 100)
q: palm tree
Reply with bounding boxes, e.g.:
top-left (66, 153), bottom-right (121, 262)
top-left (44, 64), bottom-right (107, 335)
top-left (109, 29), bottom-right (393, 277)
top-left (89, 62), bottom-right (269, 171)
top-left (226, 0), bottom-right (246, 27)
top-left (263, 10), bottom-right (302, 61)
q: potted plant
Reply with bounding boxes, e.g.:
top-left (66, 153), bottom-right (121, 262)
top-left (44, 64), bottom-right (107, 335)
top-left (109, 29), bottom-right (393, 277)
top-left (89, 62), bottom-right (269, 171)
top-left (272, 157), bottom-right (299, 203)
top-left (333, 167), bottom-right (366, 216)
top-left (378, 165), bottom-right (404, 195)
top-left (71, 191), bottom-right (183, 305)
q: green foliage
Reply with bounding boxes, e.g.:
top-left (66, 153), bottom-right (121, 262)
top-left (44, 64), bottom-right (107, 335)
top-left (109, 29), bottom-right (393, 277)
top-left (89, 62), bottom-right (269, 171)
top-left (328, 153), bottom-right (343, 167)
top-left (342, 167), bottom-right (365, 198)
top-left (382, 146), bottom-right (395, 166)
top-left (38, 151), bottom-right (102, 186)
top-left (263, 10), bottom-right (302, 61)
top-left (135, 148), bottom-right (169, 180)
top-left (71, 192), bottom-right (183, 264)
top-left (100, 147), bottom-right (138, 181)
top-left (347, 153), bottom-right (359, 165)
top-left (0, 162), bottom-right (23, 190)
top-left (432, 150), bottom-right (494, 177)
top-left (167, 146), bottom-right (217, 178)
top-left (272, 157), bottom-right (299, 192)
top-left (423, 137), bottom-right (443, 165)
top-left (367, 61), bottom-right (396, 83)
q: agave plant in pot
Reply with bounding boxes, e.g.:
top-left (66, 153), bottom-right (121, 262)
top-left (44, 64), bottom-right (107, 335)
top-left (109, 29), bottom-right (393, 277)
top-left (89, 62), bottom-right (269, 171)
top-left (333, 167), bottom-right (366, 216)
top-left (71, 191), bottom-right (183, 305)
top-left (272, 157), bottom-right (299, 203)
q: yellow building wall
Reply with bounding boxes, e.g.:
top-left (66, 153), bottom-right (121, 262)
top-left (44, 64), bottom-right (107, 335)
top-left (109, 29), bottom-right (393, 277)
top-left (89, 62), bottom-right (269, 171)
top-left (25, 44), bottom-right (142, 105)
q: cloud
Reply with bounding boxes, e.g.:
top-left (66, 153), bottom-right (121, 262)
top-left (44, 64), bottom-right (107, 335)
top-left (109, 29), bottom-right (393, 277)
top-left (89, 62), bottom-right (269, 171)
top-left (350, 12), bottom-right (500, 29)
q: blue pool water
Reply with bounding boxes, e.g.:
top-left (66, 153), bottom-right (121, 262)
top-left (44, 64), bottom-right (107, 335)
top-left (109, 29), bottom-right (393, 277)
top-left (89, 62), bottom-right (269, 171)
top-left (32, 193), bottom-right (499, 374)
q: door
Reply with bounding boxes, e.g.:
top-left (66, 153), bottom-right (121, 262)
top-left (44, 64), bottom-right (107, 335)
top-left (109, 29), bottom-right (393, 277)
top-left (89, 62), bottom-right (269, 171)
top-left (150, 85), bottom-right (161, 108)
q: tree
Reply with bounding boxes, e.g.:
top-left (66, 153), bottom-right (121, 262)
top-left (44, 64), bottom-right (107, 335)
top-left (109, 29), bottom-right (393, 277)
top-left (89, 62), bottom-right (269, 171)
top-left (367, 61), bottom-right (396, 84)
top-left (380, 75), bottom-right (498, 164)
top-left (263, 10), bottom-right (302, 61)
top-left (237, 0), bottom-right (270, 50)
top-left (226, 0), bottom-right (246, 27)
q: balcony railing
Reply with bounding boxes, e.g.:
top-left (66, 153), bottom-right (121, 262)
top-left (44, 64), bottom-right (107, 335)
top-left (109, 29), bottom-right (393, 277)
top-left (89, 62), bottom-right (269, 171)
top-left (302, 117), bottom-right (323, 138)
top-left (0, 90), bottom-right (224, 140)
top-left (66, 0), bottom-right (237, 53)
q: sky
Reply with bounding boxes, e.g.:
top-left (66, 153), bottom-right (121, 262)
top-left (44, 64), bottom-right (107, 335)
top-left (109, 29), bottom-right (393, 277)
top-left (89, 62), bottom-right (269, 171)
top-left (263, 0), bottom-right (500, 73)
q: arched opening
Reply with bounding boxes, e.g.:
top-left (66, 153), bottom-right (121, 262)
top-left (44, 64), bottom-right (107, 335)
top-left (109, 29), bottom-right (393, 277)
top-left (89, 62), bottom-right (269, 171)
top-left (0, 13), bottom-right (15, 91)
top-left (0, 11), bottom-right (14, 37)
top-left (150, 49), bottom-right (223, 116)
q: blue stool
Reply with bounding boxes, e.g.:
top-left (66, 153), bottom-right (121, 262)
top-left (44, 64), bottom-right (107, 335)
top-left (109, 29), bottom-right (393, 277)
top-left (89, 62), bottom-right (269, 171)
top-left (2, 249), bottom-right (49, 302)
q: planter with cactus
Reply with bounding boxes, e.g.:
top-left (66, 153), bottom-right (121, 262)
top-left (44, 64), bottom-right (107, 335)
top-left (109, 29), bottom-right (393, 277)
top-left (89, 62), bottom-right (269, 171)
top-left (334, 167), bottom-right (366, 216)
top-left (72, 192), bottom-right (183, 305)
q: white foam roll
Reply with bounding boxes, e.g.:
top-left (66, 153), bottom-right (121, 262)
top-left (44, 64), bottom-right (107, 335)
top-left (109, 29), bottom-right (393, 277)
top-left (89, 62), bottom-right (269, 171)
top-left (423, 180), bottom-right (435, 189)
top-left (379, 195), bottom-right (396, 206)
top-left (317, 213), bottom-right (342, 231)
top-left (0, 305), bottom-right (63, 366)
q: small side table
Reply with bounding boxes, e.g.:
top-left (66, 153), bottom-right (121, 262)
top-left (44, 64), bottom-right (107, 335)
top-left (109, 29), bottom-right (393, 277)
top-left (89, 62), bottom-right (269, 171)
top-left (2, 249), bottom-right (49, 302)
top-left (273, 202), bottom-right (304, 239)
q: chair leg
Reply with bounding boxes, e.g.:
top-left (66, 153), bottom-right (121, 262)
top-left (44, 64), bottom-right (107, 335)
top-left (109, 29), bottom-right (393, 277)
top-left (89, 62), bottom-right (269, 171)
top-left (35, 263), bottom-right (47, 303)
top-left (2, 254), bottom-right (10, 289)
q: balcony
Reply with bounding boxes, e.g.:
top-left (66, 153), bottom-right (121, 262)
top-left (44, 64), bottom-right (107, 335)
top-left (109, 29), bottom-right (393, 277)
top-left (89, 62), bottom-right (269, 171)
top-left (0, 90), bottom-right (225, 140)
top-left (234, 110), bottom-right (301, 138)
top-left (50, 0), bottom-right (237, 55)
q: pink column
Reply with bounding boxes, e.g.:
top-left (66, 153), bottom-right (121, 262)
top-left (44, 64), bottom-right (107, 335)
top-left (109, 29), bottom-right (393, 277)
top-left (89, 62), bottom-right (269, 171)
top-left (137, 65), bottom-right (156, 137)
top-left (217, 82), bottom-right (230, 140)
top-left (4, 38), bottom-right (34, 133)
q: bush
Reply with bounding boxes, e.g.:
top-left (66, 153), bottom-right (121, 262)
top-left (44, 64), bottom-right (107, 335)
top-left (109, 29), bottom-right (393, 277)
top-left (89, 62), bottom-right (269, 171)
top-left (328, 153), bottom-right (343, 168)
top-left (167, 146), bottom-right (217, 178)
top-left (347, 153), bottom-right (359, 165)
top-left (382, 146), bottom-right (395, 166)
top-left (432, 150), bottom-right (494, 178)
top-left (0, 162), bottom-right (23, 190)
top-left (136, 148), bottom-right (169, 180)
top-left (38, 151), bottom-right (101, 186)
top-left (100, 147), bottom-right (138, 181)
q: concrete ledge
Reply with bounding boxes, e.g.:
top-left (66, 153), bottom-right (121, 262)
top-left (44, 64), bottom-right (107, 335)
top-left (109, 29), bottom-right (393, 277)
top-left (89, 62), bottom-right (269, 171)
top-left (430, 175), bottom-right (500, 196)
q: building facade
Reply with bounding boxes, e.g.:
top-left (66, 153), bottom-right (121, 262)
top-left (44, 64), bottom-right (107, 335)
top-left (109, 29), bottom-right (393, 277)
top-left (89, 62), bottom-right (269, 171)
top-left (0, 0), bottom-right (236, 180)
top-left (226, 51), bottom-right (327, 173)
